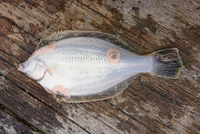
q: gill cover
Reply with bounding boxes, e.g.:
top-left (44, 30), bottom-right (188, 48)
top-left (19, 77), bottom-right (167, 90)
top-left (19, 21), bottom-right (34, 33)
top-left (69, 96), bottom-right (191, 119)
top-left (18, 55), bottom-right (47, 80)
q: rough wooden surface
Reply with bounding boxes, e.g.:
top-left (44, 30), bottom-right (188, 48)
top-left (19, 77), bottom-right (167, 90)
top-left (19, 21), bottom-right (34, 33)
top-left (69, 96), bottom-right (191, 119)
top-left (0, 0), bottom-right (200, 133)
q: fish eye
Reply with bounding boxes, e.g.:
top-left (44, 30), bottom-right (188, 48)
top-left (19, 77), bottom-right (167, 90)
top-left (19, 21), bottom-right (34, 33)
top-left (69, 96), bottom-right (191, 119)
top-left (37, 60), bottom-right (45, 66)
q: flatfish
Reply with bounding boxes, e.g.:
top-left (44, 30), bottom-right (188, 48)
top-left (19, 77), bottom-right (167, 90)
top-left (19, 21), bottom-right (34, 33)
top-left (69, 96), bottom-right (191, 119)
top-left (17, 31), bottom-right (183, 103)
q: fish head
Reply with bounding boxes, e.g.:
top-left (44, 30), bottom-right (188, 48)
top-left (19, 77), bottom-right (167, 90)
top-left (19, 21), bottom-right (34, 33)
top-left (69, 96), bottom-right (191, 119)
top-left (18, 56), bottom-right (47, 80)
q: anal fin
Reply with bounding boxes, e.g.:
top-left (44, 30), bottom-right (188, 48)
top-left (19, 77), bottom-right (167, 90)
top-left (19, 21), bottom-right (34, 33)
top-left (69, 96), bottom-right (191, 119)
top-left (54, 77), bottom-right (135, 103)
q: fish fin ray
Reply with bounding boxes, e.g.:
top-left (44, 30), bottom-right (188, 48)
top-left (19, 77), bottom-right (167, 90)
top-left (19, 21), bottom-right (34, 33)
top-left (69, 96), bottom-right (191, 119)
top-left (150, 48), bottom-right (184, 78)
top-left (41, 30), bottom-right (133, 52)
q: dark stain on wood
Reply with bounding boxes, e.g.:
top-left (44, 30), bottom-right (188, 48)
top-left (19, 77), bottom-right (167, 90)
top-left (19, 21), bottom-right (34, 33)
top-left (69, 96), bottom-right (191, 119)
top-left (106, 5), bottom-right (123, 21)
top-left (29, 23), bottom-right (44, 34)
top-left (131, 14), bottom-right (157, 35)
top-left (43, 0), bottom-right (66, 14)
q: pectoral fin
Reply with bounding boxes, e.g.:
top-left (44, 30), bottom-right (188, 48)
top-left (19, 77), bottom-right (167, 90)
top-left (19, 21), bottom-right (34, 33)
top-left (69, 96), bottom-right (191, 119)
top-left (47, 65), bottom-right (58, 75)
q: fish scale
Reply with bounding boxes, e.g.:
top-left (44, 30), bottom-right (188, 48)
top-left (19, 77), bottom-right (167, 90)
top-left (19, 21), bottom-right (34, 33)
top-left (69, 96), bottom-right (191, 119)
top-left (18, 31), bottom-right (183, 103)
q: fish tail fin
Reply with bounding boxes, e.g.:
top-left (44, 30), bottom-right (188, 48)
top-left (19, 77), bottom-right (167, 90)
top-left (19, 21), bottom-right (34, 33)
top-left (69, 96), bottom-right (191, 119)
top-left (150, 48), bottom-right (184, 78)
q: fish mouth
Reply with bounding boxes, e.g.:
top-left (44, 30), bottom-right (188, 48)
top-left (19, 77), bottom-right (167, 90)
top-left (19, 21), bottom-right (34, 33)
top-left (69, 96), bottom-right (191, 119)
top-left (17, 64), bottom-right (24, 71)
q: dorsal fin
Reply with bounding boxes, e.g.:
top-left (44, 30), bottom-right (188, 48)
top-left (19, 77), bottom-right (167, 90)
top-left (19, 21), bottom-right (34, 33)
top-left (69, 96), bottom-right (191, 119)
top-left (39, 30), bottom-right (133, 52)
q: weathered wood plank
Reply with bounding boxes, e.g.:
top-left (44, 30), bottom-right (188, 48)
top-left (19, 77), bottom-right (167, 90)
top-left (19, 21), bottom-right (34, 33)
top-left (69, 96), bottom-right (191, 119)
top-left (0, 0), bottom-right (200, 134)
top-left (0, 76), bottom-right (88, 134)
top-left (0, 108), bottom-right (36, 134)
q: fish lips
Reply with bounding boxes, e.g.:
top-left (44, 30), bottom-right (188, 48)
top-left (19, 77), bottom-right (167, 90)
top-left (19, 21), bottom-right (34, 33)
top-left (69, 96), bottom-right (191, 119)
top-left (17, 64), bottom-right (24, 72)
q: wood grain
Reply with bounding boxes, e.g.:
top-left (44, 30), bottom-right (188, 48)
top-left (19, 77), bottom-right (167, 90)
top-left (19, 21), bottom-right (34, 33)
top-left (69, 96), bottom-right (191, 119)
top-left (0, 0), bottom-right (200, 133)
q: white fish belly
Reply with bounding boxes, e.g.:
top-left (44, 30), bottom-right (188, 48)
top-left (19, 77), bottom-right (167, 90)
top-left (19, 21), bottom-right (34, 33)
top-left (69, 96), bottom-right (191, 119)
top-left (38, 37), bottom-right (153, 96)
